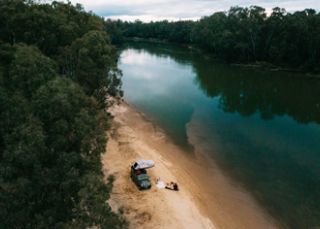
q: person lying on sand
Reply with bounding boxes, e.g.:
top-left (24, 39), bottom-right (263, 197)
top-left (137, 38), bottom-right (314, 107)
top-left (165, 181), bottom-right (179, 191)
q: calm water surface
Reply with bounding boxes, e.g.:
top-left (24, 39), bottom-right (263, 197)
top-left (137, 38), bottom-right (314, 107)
top-left (119, 42), bottom-right (320, 229)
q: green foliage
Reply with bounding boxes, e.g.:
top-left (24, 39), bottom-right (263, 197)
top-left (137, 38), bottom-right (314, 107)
top-left (0, 1), bottom-right (126, 228)
top-left (1, 117), bottom-right (47, 227)
top-left (115, 6), bottom-right (320, 72)
top-left (59, 29), bottom-right (122, 106)
top-left (104, 19), bottom-right (125, 44)
top-left (108, 19), bottom-right (194, 43)
top-left (10, 44), bottom-right (57, 98)
top-left (32, 77), bottom-right (89, 150)
top-left (0, 0), bottom-right (105, 55)
top-left (68, 31), bottom-right (114, 95)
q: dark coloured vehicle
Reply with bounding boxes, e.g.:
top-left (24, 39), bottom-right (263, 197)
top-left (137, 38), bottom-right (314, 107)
top-left (130, 160), bottom-right (154, 190)
top-left (130, 166), bottom-right (151, 190)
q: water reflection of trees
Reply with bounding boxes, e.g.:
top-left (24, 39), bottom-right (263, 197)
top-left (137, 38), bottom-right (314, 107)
top-left (121, 41), bottom-right (197, 67)
top-left (193, 62), bottom-right (320, 124)
top-left (125, 41), bottom-right (320, 124)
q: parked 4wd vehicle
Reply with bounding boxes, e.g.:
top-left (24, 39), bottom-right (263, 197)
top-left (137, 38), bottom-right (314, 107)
top-left (130, 166), bottom-right (151, 190)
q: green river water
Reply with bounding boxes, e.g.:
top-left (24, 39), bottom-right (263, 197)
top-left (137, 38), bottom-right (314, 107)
top-left (119, 42), bottom-right (320, 229)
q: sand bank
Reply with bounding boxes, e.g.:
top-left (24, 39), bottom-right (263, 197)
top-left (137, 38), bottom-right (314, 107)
top-left (102, 101), bottom-right (278, 229)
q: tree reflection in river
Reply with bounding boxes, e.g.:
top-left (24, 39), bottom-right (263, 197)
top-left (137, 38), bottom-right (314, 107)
top-left (123, 41), bottom-right (320, 125)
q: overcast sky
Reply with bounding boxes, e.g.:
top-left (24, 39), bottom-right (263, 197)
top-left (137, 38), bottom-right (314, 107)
top-left (67, 0), bottom-right (320, 22)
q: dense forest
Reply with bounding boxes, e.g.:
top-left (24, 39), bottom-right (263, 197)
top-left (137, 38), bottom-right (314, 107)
top-left (0, 0), bottom-right (126, 228)
top-left (107, 6), bottom-right (320, 72)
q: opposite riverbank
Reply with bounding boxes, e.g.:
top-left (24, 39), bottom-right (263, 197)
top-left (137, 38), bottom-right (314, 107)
top-left (102, 100), bottom-right (280, 229)
top-left (124, 39), bottom-right (320, 77)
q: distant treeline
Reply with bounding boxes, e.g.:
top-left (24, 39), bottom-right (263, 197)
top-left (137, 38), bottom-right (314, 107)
top-left (0, 0), bottom-right (126, 228)
top-left (106, 6), bottom-right (320, 72)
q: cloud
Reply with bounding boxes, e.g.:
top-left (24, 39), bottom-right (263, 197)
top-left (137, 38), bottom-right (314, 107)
top-left (66, 0), bottom-right (320, 22)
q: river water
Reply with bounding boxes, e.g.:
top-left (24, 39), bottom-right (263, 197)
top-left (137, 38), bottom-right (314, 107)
top-left (118, 42), bottom-right (320, 229)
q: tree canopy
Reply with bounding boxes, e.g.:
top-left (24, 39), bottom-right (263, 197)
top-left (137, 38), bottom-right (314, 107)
top-left (0, 1), bottom-right (126, 228)
top-left (110, 6), bottom-right (320, 72)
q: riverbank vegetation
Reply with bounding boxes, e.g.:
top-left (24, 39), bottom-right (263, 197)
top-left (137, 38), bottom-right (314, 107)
top-left (107, 6), bottom-right (320, 72)
top-left (0, 1), bottom-right (126, 228)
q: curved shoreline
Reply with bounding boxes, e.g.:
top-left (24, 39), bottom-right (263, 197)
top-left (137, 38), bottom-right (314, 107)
top-left (102, 101), bottom-right (279, 229)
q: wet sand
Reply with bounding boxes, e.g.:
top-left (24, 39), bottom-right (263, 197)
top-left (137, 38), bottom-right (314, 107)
top-left (102, 101), bottom-right (279, 229)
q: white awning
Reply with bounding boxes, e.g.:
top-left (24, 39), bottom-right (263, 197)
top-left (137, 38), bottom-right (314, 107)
top-left (133, 160), bottom-right (155, 170)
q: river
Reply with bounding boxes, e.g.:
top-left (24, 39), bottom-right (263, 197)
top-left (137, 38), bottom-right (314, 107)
top-left (118, 41), bottom-right (320, 229)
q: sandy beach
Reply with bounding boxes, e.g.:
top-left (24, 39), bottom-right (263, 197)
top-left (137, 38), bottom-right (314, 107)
top-left (102, 101), bottom-right (279, 229)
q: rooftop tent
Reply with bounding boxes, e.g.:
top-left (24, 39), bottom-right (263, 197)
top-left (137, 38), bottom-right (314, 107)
top-left (133, 160), bottom-right (155, 170)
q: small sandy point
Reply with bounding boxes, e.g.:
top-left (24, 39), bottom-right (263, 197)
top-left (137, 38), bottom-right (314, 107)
top-left (101, 100), bottom-right (279, 229)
